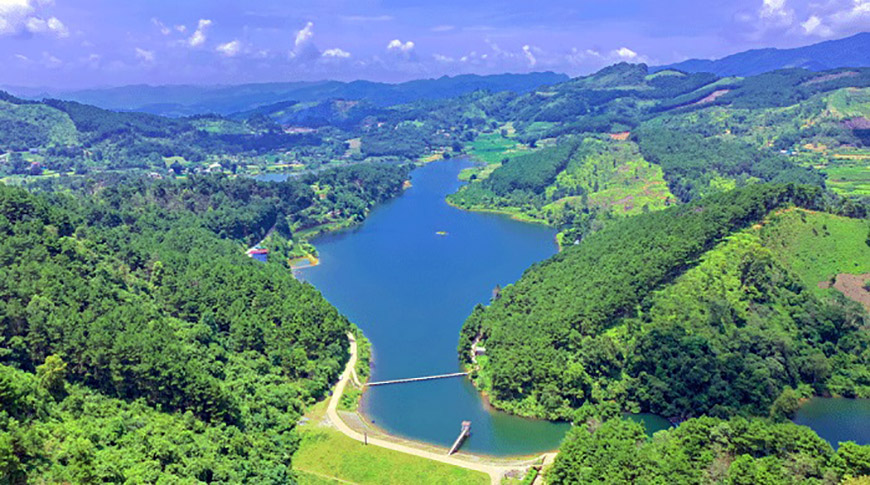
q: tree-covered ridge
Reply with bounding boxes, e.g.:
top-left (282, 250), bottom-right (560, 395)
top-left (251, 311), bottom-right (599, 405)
top-left (0, 163), bottom-right (409, 481)
top-left (547, 404), bottom-right (870, 484)
top-left (460, 184), bottom-right (870, 420)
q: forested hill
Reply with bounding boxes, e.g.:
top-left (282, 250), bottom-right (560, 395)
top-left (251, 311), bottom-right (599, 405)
top-left (657, 32), bottom-right (870, 77)
top-left (0, 164), bottom-right (408, 482)
top-left (460, 184), bottom-right (870, 421)
top-left (548, 403), bottom-right (870, 484)
top-left (10, 71), bottom-right (569, 116)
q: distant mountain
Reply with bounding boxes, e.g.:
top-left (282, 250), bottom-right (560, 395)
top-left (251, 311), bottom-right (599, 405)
top-left (656, 32), bottom-right (870, 76)
top-left (9, 72), bottom-right (569, 117)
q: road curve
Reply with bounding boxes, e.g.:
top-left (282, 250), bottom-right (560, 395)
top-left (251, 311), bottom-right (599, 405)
top-left (327, 333), bottom-right (554, 485)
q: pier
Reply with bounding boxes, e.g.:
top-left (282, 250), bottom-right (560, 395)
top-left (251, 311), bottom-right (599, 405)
top-left (448, 421), bottom-right (472, 455)
top-left (366, 372), bottom-right (469, 387)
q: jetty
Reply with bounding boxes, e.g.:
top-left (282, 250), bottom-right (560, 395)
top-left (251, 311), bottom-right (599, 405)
top-left (448, 421), bottom-right (472, 455)
top-left (366, 372), bottom-right (469, 387)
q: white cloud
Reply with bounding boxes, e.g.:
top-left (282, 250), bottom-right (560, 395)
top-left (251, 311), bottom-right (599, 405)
top-left (433, 53), bottom-right (454, 62)
top-left (188, 18), bottom-right (211, 47)
top-left (152, 17), bottom-right (170, 35)
top-left (295, 21), bottom-right (314, 47)
top-left (175, 24), bottom-right (186, 33)
top-left (322, 47), bottom-right (350, 58)
top-left (387, 39), bottom-right (415, 53)
top-left (216, 39), bottom-right (241, 57)
top-left (0, 0), bottom-right (68, 37)
top-left (759, 0), bottom-right (794, 24)
top-left (613, 47), bottom-right (638, 60)
top-left (801, 15), bottom-right (833, 36)
top-left (522, 44), bottom-right (537, 66)
top-left (25, 16), bottom-right (67, 37)
top-left (135, 47), bottom-right (155, 62)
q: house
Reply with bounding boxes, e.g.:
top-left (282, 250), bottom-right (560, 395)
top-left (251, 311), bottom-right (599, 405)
top-left (473, 347), bottom-right (486, 357)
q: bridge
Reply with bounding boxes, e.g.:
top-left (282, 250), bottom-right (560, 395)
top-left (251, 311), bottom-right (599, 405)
top-left (366, 372), bottom-right (469, 387)
top-left (448, 421), bottom-right (472, 455)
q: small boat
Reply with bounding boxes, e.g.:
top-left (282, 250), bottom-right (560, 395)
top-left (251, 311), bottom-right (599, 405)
top-left (436, 231), bottom-right (448, 236)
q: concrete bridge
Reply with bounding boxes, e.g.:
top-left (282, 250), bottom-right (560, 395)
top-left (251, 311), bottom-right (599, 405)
top-left (366, 372), bottom-right (470, 387)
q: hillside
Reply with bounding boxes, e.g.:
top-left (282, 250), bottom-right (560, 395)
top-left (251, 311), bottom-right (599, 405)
top-left (657, 32), bottom-right (870, 76)
top-left (459, 185), bottom-right (870, 420)
top-left (444, 63), bottom-right (870, 246)
top-left (0, 164), bottom-right (409, 481)
top-left (10, 72), bottom-right (569, 116)
top-left (548, 404), bottom-right (870, 484)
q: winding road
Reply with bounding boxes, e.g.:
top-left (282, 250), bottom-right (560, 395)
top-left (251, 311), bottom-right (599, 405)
top-left (326, 333), bottom-right (556, 485)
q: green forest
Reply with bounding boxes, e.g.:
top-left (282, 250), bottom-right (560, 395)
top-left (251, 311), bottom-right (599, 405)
top-left (3, 59), bottom-right (870, 483)
top-left (0, 164), bottom-right (408, 482)
top-left (548, 403), bottom-right (870, 484)
top-left (460, 184), bottom-right (870, 421)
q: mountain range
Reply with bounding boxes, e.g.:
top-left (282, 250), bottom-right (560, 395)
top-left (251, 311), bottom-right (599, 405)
top-left (3, 72), bottom-right (568, 117)
top-left (656, 32), bottom-right (870, 76)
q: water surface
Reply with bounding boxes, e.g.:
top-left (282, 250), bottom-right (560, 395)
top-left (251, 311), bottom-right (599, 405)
top-left (794, 398), bottom-right (870, 447)
top-left (300, 159), bottom-right (571, 455)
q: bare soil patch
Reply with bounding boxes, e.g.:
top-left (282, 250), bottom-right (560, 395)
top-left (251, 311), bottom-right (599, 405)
top-left (820, 273), bottom-right (870, 312)
top-left (802, 71), bottom-right (859, 86)
top-left (690, 89), bottom-right (730, 107)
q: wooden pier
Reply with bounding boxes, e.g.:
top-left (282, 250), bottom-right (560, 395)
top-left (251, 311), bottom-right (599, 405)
top-left (448, 421), bottom-right (472, 455)
top-left (366, 372), bottom-right (469, 387)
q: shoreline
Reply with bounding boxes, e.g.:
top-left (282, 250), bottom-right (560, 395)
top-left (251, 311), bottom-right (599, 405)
top-left (319, 333), bottom-right (557, 484)
top-left (444, 198), bottom-right (551, 227)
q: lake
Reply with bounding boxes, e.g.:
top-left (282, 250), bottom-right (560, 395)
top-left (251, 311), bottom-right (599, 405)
top-left (298, 159), bottom-right (571, 456)
top-left (794, 398), bottom-right (870, 447)
top-left (294, 159), bottom-right (866, 456)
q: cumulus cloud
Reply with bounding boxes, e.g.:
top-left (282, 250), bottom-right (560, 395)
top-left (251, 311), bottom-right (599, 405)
top-left (0, 0), bottom-right (68, 37)
top-left (433, 53), bottom-right (454, 62)
top-left (135, 47), bottom-right (155, 62)
top-left (216, 39), bottom-right (241, 57)
top-left (801, 15), bottom-right (833, 36)
top-left (24, 15), bottom-right (67, 37)
top-left (188, 19), bottom-right (211, 47)
top-left (387, 39), bottom-right (415, 53)
top-left (322, 47), bottom-right (351, 58)
top-left (289, 21), bottom-right (322, 61)
top-left (760, 0), bottom-right (794, 24)
top-left (522, 44), bottom-right (537, 66)
top-left (295, 21), bottom-right (314, 47)
top-left (613, 47), bottom-right (638, 60)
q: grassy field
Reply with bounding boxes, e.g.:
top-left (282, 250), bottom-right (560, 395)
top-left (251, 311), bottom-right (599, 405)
top-left (757, 209), bottom-right (870, 295)
top-left (543, 139), bottom-right (675, 217)
top-left (458, 162), bottom-right (502, 181)
top-left (827, 87), bottom-right (870, 118)
top-left (467, 131), bottom-right (529, 164)
top-left (824, 163), bottom-right (870, 196)
top-left (293, 402), bottom-right (489, 485)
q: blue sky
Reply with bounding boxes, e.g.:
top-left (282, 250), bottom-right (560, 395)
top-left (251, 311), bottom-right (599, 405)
top-left (1, 0), bottom-right (869, 88)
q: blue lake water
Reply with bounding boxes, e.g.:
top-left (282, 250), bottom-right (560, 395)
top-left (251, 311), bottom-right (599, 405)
top-left (794, 398), bottom-right (870, 447)
top-left (293, 159), bottom-right (865, 455)
top-left (298, 159), bottom-right (572, 456)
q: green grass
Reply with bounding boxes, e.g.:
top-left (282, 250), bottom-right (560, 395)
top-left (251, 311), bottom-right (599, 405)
top-left (0, 100), bottom-right (79, 146)
top-left (827, 87), bottom-right (870, 118)
top-left (757, 209), bottom-right (870, 294)
top-left (543, 139), bottom-right (675, 217)
top-left (468, 131), bottom-right (529, 164)
top-left (458, 162), bottom-right (502, 181)
top-left (824, 164), bottom-right (870, 196)
top-left (293, 403), bottom-right (489, 485)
